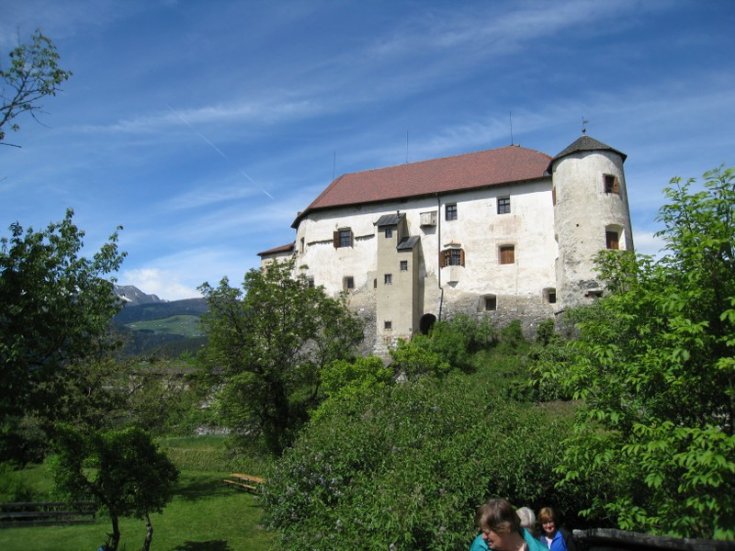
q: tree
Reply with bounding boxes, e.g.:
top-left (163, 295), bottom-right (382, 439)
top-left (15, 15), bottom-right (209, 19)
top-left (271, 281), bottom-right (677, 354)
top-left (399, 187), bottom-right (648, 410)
top-left (53, 425), bottom-right (179, 551)
top-left (542, 167), bottom-right (735, 538)
top-left (200, 259), bottom-right (363, 455)
top-left (1, 29), bottom-right (72, 145)
top-left (0, 210), bottom-right (126, 462)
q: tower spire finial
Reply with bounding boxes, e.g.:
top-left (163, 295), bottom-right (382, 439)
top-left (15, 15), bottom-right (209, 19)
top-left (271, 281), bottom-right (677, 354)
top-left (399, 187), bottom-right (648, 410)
top-left (581, 116), bottom-right (589, 135)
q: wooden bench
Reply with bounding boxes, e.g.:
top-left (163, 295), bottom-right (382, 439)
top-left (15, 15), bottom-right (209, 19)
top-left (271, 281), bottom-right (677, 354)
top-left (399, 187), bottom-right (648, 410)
top-left (223, 473), bottom-right (265, 494)
top-left (0, 501), bottom-right (96, 527)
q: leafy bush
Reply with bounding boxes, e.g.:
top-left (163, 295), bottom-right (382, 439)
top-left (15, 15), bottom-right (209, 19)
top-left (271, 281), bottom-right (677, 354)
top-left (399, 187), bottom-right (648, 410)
top-left (263, 375), bottom-right (576, 550)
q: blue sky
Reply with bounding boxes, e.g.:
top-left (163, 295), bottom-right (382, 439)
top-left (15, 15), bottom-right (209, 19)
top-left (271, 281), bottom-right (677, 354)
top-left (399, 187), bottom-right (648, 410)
top-left (2, 0), bottom-right (734, 300)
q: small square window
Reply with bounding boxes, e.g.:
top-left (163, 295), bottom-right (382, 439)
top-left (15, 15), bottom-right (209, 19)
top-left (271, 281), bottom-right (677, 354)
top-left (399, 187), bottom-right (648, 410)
top-left (335, 228), bottom-right (353, 248)
top-left (499, 245), bottom-right (515, 264)
top-left (485, 296), bottom-right (497, 311)
top-left (400, 260), bottom-right (408, 271)
top-left (384, 273), bottom-right (392, 285)
top-left (544, 288), bottom-right (556, 304)
top-left (604, 174), bottom-right (620, 194)
top-left (385, 228), bottom-right (393, 238)
top-left (306, 276), bottom-right (315, 289)
top-left (445, 203), bottom-right (457, 221)
top-left (343, 276), bottom-right (354, 290)
top-left (497, 197), bottom-right (511, 214)
top-left (384, 321), bottom-right (392, 330)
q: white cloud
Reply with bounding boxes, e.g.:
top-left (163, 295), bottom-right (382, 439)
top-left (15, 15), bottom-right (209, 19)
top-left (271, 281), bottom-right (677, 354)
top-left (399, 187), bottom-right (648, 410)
top-left (120, 268), bottom-right (201, 301)
top-left (632, 230), bottom-right (667, 259)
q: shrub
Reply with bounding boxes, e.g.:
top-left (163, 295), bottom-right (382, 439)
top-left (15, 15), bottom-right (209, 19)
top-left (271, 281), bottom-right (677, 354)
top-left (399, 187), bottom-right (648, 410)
top-left (263, 375), bottom-right (576, 550)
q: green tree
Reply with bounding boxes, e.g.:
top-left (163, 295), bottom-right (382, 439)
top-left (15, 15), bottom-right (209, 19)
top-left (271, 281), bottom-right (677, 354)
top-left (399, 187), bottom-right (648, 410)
top-left (546, 167), bottom-right (735, 538)
top-left (263, 375), bottom-right (575, 550)
top-left (0, 210), bottom-right (126, 462)
top-left (53, 425), bottom-right (179, 551)
top-left (1, 29), bottom-right (72, 145)
top-left (200, 259), bottom-right (363, 455)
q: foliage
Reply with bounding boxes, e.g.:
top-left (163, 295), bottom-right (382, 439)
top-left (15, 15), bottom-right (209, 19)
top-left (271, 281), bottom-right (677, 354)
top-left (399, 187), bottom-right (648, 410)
top-left (119, 359), bottom-right (206, 436)
top-left (310, 356), bottom-right (393, 422)
top-left (539, 167), bottom-right (735, 539)
top-left (390, 314), bottom-right (496, 379)
top-left (0, 210), bottom-right (126, 463)
top-left (199, 259), bottom-right (363, 455)
top-left (263, 374), bottom-right (577, 550)
top-left (52, 425), bottom-right (179, 551)
top-left (0, 29), bottom-right (72, 145)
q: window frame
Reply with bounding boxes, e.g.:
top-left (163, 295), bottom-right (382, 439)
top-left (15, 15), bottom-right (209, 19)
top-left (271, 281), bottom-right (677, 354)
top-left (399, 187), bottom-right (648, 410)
top-left (343, 276), bottom-right (355, 291)
top-left (499, 245), bottom-right (515, 265)
top-left (606, 230), bottom-right (620, 250)
top-left (497, 196), bottom-right (511, 214)
top-left (333, 228), bottom-right (353, 248)
top-left (439, 248), bottom-right (465, 267)
top-left (604, 174), bottom-right (620, 195)
top-left (400, 260), bottom-right (408, 271)
top-left (445, 203), bottom-right (458, 221)
top-left (384, 273), bottom-right (393, 285)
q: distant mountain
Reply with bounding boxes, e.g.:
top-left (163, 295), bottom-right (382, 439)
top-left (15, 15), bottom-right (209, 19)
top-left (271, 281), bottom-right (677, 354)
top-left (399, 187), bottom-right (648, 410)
top-left (114, 284), bottom-right (164, 306)
top-left (111, 285), bottom-right (209, 358)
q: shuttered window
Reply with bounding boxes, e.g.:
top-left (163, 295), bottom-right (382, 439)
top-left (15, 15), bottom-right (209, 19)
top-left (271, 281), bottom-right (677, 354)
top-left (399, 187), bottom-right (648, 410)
top-left (499, 245), bottom-right (515, 264)
top-left (604, 174), bottom-right (620, 194)
top-left (439, 248), bottom-right (465, 267)
top-left (606, 230), bottom-right (619, 250)
top-left (333, 228), bottom-right (353, 248)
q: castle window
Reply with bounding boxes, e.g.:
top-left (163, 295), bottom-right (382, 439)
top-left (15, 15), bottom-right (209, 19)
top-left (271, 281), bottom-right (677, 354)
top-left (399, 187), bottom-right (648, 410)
top-left (384, 273), bottom-right (393, 285)
top-left (400, 260), bottom-right (408, 271)
top-left (604, 174), bottom-right (620, 194)
top-left (552, 186), bottom-right (557, 206)
top-left (499, 245), bottom-right (515, 264)
top-left (440, 248), bottom-right (465, 267)
top-left (385, 228), bottom-right (393, 238)
top-left (606, 230), bottom-right (620, 250)
top-left (334, 228), bottom-right (353, 248)
top-left (384, 320), bottom-right (392, 330)
top-left (485, 295), bottom-right (497, 311)
top-left (343, 276), bottom-right (354, 290)
top-left (300, 237), bottom-right (305, 253)
top-left (445, 203), bottom-right (458, 221)
top-left (497, 196), bottom-right (511, 214)
top-left (543, 288), bottom-right (557, 304)
top-left (307, 276), bottom-right (315, 288)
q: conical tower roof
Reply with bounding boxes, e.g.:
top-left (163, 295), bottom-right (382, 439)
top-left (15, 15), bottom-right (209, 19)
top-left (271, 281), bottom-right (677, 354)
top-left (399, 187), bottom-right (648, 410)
top-left (550, 135), bottom-right (626, 170)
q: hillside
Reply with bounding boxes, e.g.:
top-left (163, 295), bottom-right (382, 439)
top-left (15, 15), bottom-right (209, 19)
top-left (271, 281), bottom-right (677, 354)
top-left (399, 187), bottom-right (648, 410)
top-left (112, 286), bottom-right (209, 358)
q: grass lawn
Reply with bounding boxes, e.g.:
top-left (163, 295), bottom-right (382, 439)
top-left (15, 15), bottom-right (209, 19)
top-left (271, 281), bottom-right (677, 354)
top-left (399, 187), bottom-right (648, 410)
top-left (127, 315), bottom-right (203, 337)
top-left (0, 471), bottom-right (275, 550)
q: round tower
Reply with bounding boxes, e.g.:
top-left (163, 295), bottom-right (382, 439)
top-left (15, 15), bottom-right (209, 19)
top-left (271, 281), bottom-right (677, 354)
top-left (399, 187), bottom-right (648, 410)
top-left (550, 135), bottom-right (633, 309)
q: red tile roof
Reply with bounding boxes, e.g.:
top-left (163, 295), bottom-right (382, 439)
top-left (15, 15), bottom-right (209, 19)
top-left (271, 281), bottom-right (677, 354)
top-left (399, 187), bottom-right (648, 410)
top-left (292, 145), bottom-right (551, 227)
top-left (257, 241), bottom-right (294, 257)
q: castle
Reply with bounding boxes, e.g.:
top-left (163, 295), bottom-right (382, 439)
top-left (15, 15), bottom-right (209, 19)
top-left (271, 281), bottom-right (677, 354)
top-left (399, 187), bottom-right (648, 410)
top-left (258, 134), bottom-right (633, 350)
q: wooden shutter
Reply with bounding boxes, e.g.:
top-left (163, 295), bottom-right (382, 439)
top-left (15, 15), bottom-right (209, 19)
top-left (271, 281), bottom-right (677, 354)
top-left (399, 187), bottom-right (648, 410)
top-left (460, 248), bottom-right (465, 267)
top-left (333, 231), bottom-right (339, 248)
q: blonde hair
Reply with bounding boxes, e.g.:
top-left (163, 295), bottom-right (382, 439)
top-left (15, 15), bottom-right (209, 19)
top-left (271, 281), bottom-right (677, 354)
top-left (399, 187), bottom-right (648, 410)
top-left (538, 506), bottom-right (557, 524)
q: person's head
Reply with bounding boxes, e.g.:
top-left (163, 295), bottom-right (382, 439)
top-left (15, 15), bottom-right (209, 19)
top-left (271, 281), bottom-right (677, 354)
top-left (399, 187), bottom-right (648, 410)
top-left (478, 499), bottom-right (522, 551)
top-left (516, 507), bottom-right (536, 532)
top-left (538, 507), bottom-right (558, 537)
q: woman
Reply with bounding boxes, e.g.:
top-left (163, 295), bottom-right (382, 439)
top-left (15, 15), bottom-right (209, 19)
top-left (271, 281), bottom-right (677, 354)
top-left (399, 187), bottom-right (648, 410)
top-left (537, 507), bottom-right (576, 551)
top-left (470, 499), bottom-right (547, 551)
